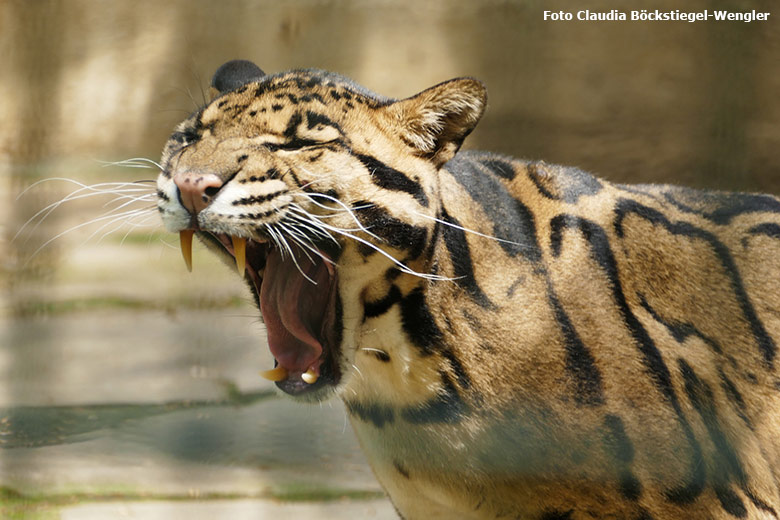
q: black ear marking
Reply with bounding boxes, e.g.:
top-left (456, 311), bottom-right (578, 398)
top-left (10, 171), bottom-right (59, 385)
top-left (210, 60), bottom-right (266, 97)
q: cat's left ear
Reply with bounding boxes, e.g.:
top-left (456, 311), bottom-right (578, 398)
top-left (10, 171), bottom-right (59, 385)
top-left (385, 78), bottom-right (487, 167)
top-left (209, 60), bottom-right (266, 100)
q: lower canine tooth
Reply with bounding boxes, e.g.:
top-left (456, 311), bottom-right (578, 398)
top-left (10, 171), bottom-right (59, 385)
top-left (180, 230), bottom-right (194, 272)
top-left (260, 365), bottom-right (288, 382)
top-left (301, 369), bottom-right (318, 384)
top-left (231, 236), bottom-right (246, 275)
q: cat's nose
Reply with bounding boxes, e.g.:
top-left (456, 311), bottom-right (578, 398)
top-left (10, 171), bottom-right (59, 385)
top-left (173, 171), bottom-right (224, 215)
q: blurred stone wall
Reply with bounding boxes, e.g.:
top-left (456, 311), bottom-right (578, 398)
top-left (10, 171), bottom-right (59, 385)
top-left (2, 0), bottom-right (779, 189)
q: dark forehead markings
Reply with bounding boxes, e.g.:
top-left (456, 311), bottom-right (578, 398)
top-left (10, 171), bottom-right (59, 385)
top-left (284, 112), bottom-right (303, 138)
top-left (306, 110), bottom-right (340, 131)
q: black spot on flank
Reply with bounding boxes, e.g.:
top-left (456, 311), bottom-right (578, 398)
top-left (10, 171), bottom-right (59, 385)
top-left (679, 359), bottom-right (747, 485)
top-left (287, 93), bottom-right (299, 104)
top-left (507, 276), bottom-right (526, 298)
top-left (619, 473), bottom-right (642, 501)
top-left (249, 110), bottom-right (257, 116)
top-left (663, 188), bottom-right (780, 225)
top-left (748, 222), bottom-right (780, 239)
top-left (345, 101), bottom-right (355, 109)
top-left (353, 203), bottom-right (428, 260)
top-left (547, 280), bottom-right (604, 406)
top-left (445, 154), bottom-right (542, 262)
top-left (345, 400), bottom-right (395, 428)
top-left (602, 414), bottom-right (641, 500)
top-left (394, 461), bottom-right (410, 479)
top-left (549, 213), bottom-right (706, 503)
top-left (602, 415), bottom-right (634, 463)
top-left (714, 486), bottom-right (748, 518)
top-left (237, 154), bottom-right (248, 163)
top-left (309, 92), bottom-right (325, 104)
top-left (400, 286), bottom-right (442, 355)
top-left (355, 154), bottom-right (429, 207)
top-left (551, 215), bottom-right (675, 402)
top-left (364, 285), bottom-right (402, 319)
top-left (271, 104), bottom-right (283, 112)
top-left (539, 510), bottom-right (573, 520)
top-left (441, 209), bottom-right (497, 310)
top-left (527, 161), bottom-right (603, 203)
top-left (744, 489), bottom-right (778, 516)
top-left (461, 309), bottom-right (483, 332)
top-left (330, 90), bottom-right (341, 100)
top-left (341, 91), bottom-right (353, 100)
top-left (441, 348), bottom-right (472, 391)
top-left (638, 294), bottom-right (722, 354)
top-left (401, 372), bottom-right (469, 424)
top-left (719, 369), bottom-right (753, 429)
top-left (634, 509), bottom-right (655, 520)
top-left (306, 110), bottom-right (341, 132)
top-left (217, 100), bottom-right (228, 108)
top-left (260, 107), bottom-right (267, 113)
top-left (480, 158), bottom-right (516, 180)
top-left (615, 198), bottom-right (776, 368)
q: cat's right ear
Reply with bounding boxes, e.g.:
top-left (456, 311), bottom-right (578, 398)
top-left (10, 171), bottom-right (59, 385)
top-left (209, 60), bottom-right (266, 100)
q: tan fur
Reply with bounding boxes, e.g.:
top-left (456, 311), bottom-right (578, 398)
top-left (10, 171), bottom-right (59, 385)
top-left (158, 64), bottom-right (780, 519)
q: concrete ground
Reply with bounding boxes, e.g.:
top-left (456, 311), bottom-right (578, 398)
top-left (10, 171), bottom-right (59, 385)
top-left (1, 203), bottom-right (396, 519)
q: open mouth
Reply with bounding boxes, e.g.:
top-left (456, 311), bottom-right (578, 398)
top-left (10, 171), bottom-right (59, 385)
top-left (179, 230), bottom-right (342, 397)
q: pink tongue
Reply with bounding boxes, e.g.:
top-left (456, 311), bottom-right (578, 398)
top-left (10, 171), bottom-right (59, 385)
top-left (260, 249), bottom-right (331, 376)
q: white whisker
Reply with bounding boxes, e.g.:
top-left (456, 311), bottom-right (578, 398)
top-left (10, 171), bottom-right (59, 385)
top-left (414, 211), bottom-right (528, 249)
top-left (308, 219), bottom-right (449, 281)
top-left (16, 179), bottom-right (155, 229)
top-left (26, 206), bottom-right (158, 262)
top-left (100, 157), bottom-right (163, 170)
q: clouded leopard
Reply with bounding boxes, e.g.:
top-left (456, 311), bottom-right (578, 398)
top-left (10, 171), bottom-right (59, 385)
top-left (156, 60), bottom-right (780, 519)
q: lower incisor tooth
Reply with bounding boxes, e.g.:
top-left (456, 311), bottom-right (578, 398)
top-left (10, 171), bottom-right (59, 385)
top-left (260, 366), bottom-right (288, 382)
top-left (301, 369), bottom-right (318, 384)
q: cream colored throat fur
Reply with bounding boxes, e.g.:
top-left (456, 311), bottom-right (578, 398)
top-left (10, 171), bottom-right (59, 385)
top-left (156, 60), bottom-right (780, 520)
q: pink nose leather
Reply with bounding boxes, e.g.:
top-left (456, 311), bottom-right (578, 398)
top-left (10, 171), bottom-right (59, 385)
top-left (173, 172), bottom-right (223, 215)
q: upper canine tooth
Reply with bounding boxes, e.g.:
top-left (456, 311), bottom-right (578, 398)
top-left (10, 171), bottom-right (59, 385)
top-left (180, 230), bottom-right (194, 272)
top-left (301, 369), bottom-right (318, 384)
top-left (231, 236), bottom-right (247, 275)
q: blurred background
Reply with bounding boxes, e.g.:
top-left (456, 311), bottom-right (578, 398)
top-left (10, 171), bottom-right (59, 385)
top-left (2, 0), bottom-right (779, 517)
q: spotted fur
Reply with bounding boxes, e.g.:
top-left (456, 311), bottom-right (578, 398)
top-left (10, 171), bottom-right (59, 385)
top-left (157, 61), bottom-right (780, 519)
